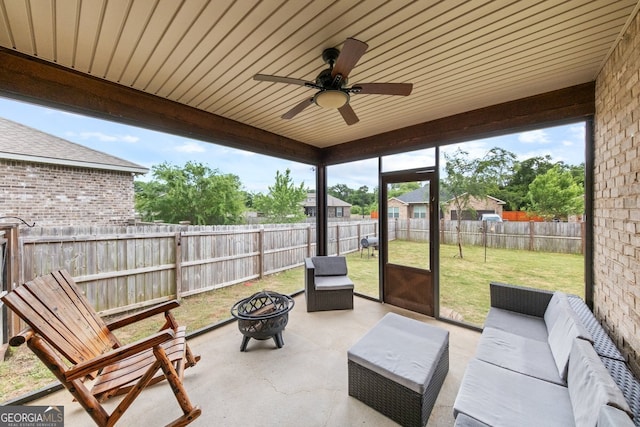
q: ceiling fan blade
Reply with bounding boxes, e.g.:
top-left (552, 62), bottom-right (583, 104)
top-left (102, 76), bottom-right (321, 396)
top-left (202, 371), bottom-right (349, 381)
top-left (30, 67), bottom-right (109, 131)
top-left (281, 98), bottom-right (314, 119)
top-left (254, 74), bottom-right (311, 87)
top-left (354, 83), bottom-right (413, 96)
top-left (332, 38), bottom-right (368, 79)
top-left (338, 103), bottom-right (359, 125)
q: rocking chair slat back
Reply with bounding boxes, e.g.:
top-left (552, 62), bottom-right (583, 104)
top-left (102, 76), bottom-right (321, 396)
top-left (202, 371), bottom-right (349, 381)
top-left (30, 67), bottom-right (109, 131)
top-left (2, 270), bottom-right (118, 363)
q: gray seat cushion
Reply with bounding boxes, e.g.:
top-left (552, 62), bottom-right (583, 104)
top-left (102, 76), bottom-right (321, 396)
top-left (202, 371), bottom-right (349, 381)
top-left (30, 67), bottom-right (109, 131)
top-left (474, 327), bottom-right (564, 385)
top-left (454, 359), bottom-right (575, 427)
top-left (311, 256), bottom-right (348, 276)
top-left (546, 296), bottom-right (593, 381)
top-left (314, 275), bottom-right (354, 291)
top-left (348, 312), bottom-right (449, 394)
top-left (454, 413), bottom-right (491, 427)
top-left (544, 291), bottom-right (569, 331)
top-left (597, 405), bottom-right (635, 427)
top-left (568, 339), bottom-right (632, 427)
top-left (484, 307), bottom-right (548, 342)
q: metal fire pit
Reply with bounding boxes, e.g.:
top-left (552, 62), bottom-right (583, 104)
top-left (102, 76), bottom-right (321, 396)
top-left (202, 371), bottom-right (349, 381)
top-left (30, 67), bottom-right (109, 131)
top-left (230, 291), bottom-right (295, 352)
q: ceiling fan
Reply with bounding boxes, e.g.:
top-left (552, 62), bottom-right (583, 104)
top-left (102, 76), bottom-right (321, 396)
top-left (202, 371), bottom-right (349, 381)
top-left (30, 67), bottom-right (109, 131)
top-left (254, 38), bottom-right (413, 126)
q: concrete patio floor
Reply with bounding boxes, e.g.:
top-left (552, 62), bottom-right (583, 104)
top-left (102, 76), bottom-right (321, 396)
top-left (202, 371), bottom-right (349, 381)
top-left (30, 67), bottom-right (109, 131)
top-left (29, 295), bottom-right (481, 426)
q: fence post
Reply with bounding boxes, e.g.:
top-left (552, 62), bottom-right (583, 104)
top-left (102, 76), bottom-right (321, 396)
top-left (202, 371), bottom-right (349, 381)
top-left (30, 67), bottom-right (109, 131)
top-left (174, 232), bottom-right (182, 301)
top-left (581, 221), bottom-right (585, 255)
top-left (336, 224), bottom-right (340, 255)
top-left (407, 218), bottom-right (411, 241)
top-left (529, 221), bottom-right (535, 251)
top-left (440, 218), bottom-right (445, 244)
top-left (259, 229), bottom-right (265, 279)
top-left (307, 225), bottom-right (312, 257)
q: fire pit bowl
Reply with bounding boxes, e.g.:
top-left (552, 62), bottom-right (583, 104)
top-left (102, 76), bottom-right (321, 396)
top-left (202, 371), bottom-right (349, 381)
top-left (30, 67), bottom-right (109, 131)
top-left (230, 291), bottom-right (295, 352)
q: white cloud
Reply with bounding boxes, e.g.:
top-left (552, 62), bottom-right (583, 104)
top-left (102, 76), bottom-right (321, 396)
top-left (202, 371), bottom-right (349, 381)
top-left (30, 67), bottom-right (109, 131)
top-left (561, 140), bottom-right (573, 147)
top-left (66, 131), bottom-right (140, 143)
top-left (44, 108), bottom-right (85, 119)
top-left (121, 135), bottom-right (140, 143)
top-left (174, 141), bottom-right (206, 153)
top-left (518, 129), bottom-right (550, 144)
top-left (382, 150), bottom-right (436, 172)
top-left (440, 140), bottom-right (495, 161)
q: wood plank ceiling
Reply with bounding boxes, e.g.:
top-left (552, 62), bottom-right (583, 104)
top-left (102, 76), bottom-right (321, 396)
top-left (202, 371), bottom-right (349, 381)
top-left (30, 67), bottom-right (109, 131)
top-left (0, 0), bottom-right (638, 158)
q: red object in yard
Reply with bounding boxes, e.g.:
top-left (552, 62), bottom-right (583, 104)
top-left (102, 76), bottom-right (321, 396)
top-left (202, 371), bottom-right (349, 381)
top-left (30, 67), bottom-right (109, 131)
top-left (502, 211), bottom-right (544, 222)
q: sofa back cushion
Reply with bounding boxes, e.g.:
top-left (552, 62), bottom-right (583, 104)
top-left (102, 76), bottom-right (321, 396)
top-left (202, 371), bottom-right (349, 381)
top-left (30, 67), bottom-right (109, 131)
top-left (545, 292), bottom-right (593, 380)
top-left (312, 256), bottom-right (348, 276)
top-left (544, 291), bottom-right (567, 330)
top-left (568, 339), bottom-right (632, 427)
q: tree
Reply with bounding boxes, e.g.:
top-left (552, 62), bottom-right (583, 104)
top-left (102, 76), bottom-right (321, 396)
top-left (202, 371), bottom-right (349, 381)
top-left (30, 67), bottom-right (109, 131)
top-left (442, 150), bottom-right (484, 258)
top-left (494, 155), bottom-right (555, 211)
top-left (253, 169), bottom-right (307, 223)
top-left (134, 161), bottom-right (245, 225)
top-left (475, 147), bottom-right (517, 190)
top-left (388, 182), bottom-right (421, 198)
top-left (526, 165), bottom-right (584, 220)
top-left (328, 184), bottom-right (353, 202)
top-left (442, 148), bottom-right (514, 258)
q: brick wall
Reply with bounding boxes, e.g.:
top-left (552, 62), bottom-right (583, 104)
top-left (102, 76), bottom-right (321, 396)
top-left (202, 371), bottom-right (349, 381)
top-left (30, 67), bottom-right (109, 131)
top-left (0, 160), bottom-right (137, 227)
top-left (388, 198), bottom-right (408, 219)
top-left (594, 9), bottom-right (640, 374)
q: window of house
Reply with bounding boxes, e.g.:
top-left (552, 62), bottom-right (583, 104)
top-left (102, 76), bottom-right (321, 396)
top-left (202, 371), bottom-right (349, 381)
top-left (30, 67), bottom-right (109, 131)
top-left (336, 207), bottom-right (343, 217)
top-left (388, 207), bottom-right (399, 218)
top-left (413, 205), bottom-right (426, 218)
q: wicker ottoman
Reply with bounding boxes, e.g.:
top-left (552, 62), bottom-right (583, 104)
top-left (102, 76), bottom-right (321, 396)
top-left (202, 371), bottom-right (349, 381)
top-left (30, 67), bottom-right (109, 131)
top-left (348, 313), bottom-right (449, 427)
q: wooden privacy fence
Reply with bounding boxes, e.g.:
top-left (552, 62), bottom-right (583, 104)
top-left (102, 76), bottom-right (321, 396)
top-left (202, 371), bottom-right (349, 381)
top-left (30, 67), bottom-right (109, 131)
top-left (391, 219), bottom-right (585, 254)
top-left (18, 222), bottom-right (378, 317)
top-left (12, 219), bottom-right (582, 319)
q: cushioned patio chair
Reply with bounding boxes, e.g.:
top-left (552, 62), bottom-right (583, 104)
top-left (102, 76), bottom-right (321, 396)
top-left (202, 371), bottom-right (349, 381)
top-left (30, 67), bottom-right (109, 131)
top-left (1, 269), bottom-right (201, 427)
top-left (304, 256), bottom-right (354, 312)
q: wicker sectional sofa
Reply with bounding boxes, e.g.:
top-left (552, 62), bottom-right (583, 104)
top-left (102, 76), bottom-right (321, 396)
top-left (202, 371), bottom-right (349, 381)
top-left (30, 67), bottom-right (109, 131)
top-left (454, 282), bottom-right (639, 427)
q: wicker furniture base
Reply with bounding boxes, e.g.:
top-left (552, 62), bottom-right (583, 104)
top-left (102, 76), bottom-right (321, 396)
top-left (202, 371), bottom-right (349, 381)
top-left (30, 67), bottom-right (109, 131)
top-left (348, 313), bottom-right (449, 427)
top-left (304, 257), bottom-right (354, 312)
top-left (349, 345), bottom-right (448, 427)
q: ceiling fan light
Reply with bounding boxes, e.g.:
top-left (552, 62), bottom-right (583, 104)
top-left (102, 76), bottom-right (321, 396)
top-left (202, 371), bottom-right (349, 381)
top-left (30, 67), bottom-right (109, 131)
top-left (314, 90), bottom-right (349, 109)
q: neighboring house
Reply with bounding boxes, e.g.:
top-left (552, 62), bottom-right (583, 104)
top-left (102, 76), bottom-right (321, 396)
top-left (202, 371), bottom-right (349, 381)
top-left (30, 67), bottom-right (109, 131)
top-left (443, 194), bottom-right (506, 220)
top-left (0, 117), bottom-right (148, 227)
top-left (303, 193), bottom-right (351, 219)
top-left (388, 185), bottom-right (430, 220)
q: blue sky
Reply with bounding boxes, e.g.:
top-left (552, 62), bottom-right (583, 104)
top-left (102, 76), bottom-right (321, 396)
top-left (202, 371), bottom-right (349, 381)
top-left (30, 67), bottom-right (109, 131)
top-left (0, 96), bottom-right (585, 193)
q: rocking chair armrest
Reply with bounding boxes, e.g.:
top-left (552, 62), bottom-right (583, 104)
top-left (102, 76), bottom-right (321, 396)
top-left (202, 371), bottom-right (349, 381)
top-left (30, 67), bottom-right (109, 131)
top-left (106, 300), bottom-right (181, 331)
top-left (65, 329), bottom-right (176, 381)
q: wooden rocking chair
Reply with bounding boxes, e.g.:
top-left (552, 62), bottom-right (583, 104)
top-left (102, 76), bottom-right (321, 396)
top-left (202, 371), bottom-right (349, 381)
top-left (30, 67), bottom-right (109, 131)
top-left (1, 270), bottom-right (201, 427)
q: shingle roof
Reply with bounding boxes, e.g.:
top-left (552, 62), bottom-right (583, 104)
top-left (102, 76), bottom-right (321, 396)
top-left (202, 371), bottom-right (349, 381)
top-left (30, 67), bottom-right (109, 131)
top-left (0, 117), bottom-right (148, 174)
top-left (303, 193), bottom-right (351, 207)
top-left (396, 185), bottom-right (430, 204)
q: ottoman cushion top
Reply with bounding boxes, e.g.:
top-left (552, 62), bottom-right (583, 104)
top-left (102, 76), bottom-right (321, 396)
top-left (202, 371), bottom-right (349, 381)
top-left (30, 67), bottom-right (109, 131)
top-left (348, 312), bottom-right (449, 394)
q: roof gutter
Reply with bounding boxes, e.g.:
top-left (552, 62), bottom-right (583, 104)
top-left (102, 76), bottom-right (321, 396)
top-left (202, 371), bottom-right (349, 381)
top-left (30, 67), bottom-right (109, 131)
top-left (0, 152), bottom-right (149, 174)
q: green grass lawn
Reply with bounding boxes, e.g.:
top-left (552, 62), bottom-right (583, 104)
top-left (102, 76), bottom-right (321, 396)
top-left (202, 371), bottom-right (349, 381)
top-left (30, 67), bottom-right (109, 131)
top-left (342, 241), bottom-right (583, 325)
top-left (1, 241), bottom-right (583, 402)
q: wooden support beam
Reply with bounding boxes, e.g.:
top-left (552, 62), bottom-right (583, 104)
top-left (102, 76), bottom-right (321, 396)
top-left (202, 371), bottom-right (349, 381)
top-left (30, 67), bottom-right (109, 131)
top-left (322, 83), bottom-right (595, 165)
top-left (0, 48), bottom-right (321, 165)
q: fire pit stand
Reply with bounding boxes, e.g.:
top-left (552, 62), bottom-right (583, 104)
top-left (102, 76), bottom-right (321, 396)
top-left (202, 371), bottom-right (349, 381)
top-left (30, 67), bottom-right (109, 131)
top-left (230, 291), bottom-right (295, 352)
